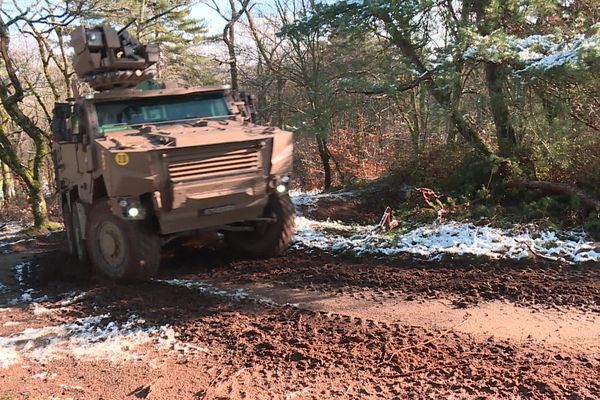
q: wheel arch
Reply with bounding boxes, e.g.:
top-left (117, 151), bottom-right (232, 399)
top-left (92, 176), bottom-right (108, 202)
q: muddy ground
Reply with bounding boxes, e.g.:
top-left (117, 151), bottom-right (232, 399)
top-left (0, 196), bottom-right (599, 399)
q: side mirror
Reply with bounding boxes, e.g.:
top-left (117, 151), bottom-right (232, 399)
top-left (238, 91), bottom-right (257, 123)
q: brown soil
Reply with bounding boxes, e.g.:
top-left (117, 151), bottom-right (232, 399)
top-left (0, 191), bottom-right (599, 399)
top-left (169, 251), bottom-right (600, 312)
top-left (299, 185), bottom-right (405, 224)
top-left (1, 276), bottom-right (599, 399)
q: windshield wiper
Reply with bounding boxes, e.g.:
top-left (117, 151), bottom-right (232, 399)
top-left (148, 116), bottom-right (233, 126)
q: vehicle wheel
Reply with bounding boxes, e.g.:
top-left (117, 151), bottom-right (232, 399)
top-left (61, 198), bottom-right (75, 255)
top-left (225, 194), bottom-right (296, 258)
top-left (86, 199), bottom-right (161, 281)
top-left (71, 202), bottom-right (89, 263)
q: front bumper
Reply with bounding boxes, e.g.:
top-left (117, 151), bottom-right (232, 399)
top-left (157, 192), bottom-right (269, 235)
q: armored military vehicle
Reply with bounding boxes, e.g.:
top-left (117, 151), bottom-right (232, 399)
top-left (52, 24), bottom-right (295, 281)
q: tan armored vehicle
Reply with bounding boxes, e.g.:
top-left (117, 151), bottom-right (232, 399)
top-left (52, 24), bottom-right (295, 281)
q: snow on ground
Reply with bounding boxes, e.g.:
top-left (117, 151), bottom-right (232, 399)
top-left (293, 216), bottom-right (369, 251)
top-left (0, 237), bottom-right (35, 252)
top-left (290, 192), bottom-right (600, 264)
top-left (159, 279), bottom-right (299, 307)
top-left (0, 223), bottom-right (35, 252)
top-left (290, 189), bottom-right (361, 212)
top-left (0, 223), bottom-right (25, 242)
top-left (13, 261), bottom-right (28, 287)
top-left (0, 312), bottom-right (203, 369)
top-left (1, 264), bottom-right (203, 368)
top-left (6, 261), bottom-right (51, 305)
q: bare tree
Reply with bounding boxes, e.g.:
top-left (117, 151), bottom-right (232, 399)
top-left (207, 0), bottom-right (251, 94)
top-left (0, 1), bottom-right (86, 228)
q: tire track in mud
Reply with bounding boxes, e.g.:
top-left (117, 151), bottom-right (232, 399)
top-left (0, 234), bottom-right (599, 398)
top-left (185, 250), bottom-right (600, 312)
top-left (45, 278), bottom-right (599, 399)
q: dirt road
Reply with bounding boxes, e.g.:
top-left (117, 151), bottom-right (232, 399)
top-left (0, 196), bottom-right (599, 399)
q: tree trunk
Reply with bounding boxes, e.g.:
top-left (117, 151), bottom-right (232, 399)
top-left (221, 0), bottom-right (250, 95)
top-left (227, 24), bottom-right (239, 93)
top-left (316, 136), bottom-right (332, 190)
top-left (485, 63), bottom-right (517, 157)
top-left (1, 161), bottom-right (8, 200)
top-left (276, 77), bottom-right (284, 128)
top-left (447, 60), bottom-right (463, 145)
top-left (374, 13), bottom-right (492, 156)
top-left (27, 181), bottom-right (49, 228)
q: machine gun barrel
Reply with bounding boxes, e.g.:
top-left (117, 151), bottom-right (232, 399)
top-left (118, 19), bottom-right (137, 34)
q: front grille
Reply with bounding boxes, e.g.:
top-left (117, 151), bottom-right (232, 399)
top-left (167, 141), bottom-right (262, 183)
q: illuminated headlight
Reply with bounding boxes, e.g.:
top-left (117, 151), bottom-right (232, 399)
top-left (118, 197), bottom-right (145, 219)
top-left (276, 184), bottom-right (287, 193)
top-left (276, 175), bottom-right (290, 194)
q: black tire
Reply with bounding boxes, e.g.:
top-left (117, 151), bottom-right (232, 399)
top-left (225, 194), bottom-right (296, 258)
top-left (86, 199), bottom-right (161, 281)
top-left (71, 202), bottom-right (89, 263)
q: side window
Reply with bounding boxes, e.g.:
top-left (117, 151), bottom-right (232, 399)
top-left (51, 103), bottom-right (72, 142)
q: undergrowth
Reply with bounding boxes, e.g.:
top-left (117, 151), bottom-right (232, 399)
top-left (351, 144), bottom-right (600, 239)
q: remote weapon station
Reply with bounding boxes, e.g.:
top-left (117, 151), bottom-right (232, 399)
top-left (52, 24), bottom-right (295, 280)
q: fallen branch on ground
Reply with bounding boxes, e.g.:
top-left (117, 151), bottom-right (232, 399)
top-left (415, 187), bottom-right (447, 219)
top-left (375, 206), bottom-right (400, 233)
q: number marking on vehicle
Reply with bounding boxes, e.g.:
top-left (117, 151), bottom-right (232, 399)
top-left (115, 152), bottom-right (129, 166)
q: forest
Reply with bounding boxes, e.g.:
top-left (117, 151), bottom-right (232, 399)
top-left (0, 0), bottom-right (599, 234)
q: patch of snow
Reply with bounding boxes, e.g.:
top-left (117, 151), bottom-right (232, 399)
top-left (31, 303), bottom-right (55, 316)
top-left (290, 189), bottom-right (361, 213)
top-left (159, 279), bottom-right (299, 308)
top-left (0, 347), bottom-right (20, 368)
top-left (19, 290), bottom-right (34, 302)
top-left (32, 371), bottom-right (56, 380)
top-left (293, 216), bottom-right (369, 251)
top-left (13, 261), bottom-right (29, 287)
top-left (0, 223), bottom-right (25, 242)
top-left (463, 47), bottom-right (477, 59)
top-left (293, 217), bottom-right (600, 264)
top-left (7, 289), bottom-right (50, 306)
top-left (56, 291), bottom-right (89, 306)
top-left (0, 313), bottom-right (199, 368)
top-left (0, 282), bottom-right (8, 294)
top-left (0, 238), bottom-right (36, 252)
top-left (464, 32), bottom-right (600, 76)
top-left (292, 217), bottom-right (332, 250)
top-left (59, 384), bottom-right (84, 391)
top-left (5, 262), bottom-right (86, 307)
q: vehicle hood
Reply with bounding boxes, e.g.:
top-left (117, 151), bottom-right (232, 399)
top-left (95, 120), bottom-right (282, 151)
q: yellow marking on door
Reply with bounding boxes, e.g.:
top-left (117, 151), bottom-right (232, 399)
top-left (115, 152), bottom-right (130, 166)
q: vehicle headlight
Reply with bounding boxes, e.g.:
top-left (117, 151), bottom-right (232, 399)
top-left (276, 184), bottom-right (287, 193)
top-left (118, 197), bottom-right (145, 219)
top-left (276, 175), bottom-right (290, 194)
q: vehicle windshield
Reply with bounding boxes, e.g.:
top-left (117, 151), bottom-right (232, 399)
top-left (94, 93), bottom-right (231, 135)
